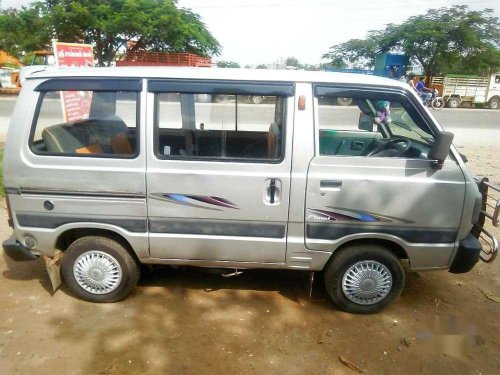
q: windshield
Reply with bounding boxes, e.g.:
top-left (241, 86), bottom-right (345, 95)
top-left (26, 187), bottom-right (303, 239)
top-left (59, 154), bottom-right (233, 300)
top-left (383, 105), bottom-right (434, 145)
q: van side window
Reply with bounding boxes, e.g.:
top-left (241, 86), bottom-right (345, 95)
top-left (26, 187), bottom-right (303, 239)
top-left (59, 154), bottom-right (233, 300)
top-left (30, 91), bottom-right (139, 157)
top-left (155, 93), bottom-right (285, 161)
top-left (317, 95), bottom-right (434, 158)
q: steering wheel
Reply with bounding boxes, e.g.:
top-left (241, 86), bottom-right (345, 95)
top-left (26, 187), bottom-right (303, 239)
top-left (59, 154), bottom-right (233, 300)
top-left (367, 138), bottom-right (412, 157)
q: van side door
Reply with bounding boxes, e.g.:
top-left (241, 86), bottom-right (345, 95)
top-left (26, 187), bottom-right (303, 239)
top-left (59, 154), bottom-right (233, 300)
top-left (306, 85), bottom-right (465, 270)
top-left (145, 80), bottom-right (295, 264)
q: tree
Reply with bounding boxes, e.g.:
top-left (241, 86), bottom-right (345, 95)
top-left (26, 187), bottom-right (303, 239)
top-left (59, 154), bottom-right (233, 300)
top-left (323, 36), bottom-right (380, 69)
top-left (0, 3), bottom-right (52, 59)
top-left (285, 56), bottom-right (301, 69)
top-left (217, 60), bottom-right (240, 68)
top-left (0, 0), bottom-right (221, 66)
top-left (323, 6), bottom-right (500, 77)
top-left (255, 64), bottom-right (268, 69)
top-left (301, 63), bottom-right (321, 71)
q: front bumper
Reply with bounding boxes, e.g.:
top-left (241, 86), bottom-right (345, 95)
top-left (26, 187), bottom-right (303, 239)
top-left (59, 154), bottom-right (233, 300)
top-left (449, 233), bottom-right (482, 274)
top-left (2, 238), bottom-right (39, 261)
top-left (472, 176), bottom-right (499, 262)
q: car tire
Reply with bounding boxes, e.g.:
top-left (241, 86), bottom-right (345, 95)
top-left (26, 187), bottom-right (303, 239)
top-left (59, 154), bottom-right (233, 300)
top-left (337, 97), bottom-right (353, 106)
top-left (431, 97), bottom-right (445, 110)
top-left (61, 236), bottom-right (140, 303)
top-left (196, 93), bottom-right (211, 103)
top-left (488, 97), bottom-right (499, 110)
top-left (249, 95), bottom-right (264, 104)
top-left (447, 97), bottom-right (460, 108)
top-left (323, 244), bottom-right (405, 314)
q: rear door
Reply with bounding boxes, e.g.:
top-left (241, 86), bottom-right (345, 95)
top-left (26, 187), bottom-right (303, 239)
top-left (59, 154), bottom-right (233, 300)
top-left (146, 80), bottom-right (295, 263)
top-left (306, 85), bottom-right (465, 269)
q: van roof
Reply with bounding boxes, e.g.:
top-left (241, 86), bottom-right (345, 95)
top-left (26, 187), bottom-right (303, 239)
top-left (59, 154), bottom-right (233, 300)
top-left (25, 66), bottom-right (408, 89)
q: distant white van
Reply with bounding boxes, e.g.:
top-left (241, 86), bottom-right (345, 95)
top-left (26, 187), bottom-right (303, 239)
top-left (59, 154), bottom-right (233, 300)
top-left (2, 67), bottom-right (498, 313)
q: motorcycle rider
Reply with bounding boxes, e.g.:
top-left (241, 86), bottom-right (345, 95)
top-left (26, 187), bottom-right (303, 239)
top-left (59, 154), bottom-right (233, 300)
top-left (416, 77), bottom-right (432, 104)
top-left (407, 74), bottom-right (418, 91)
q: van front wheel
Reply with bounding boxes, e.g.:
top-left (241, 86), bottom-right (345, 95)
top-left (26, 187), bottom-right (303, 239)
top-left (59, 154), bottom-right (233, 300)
top-left (323, 244), bottom-right (405, 313)
top-left (61, 236), bottom-right (140, 303)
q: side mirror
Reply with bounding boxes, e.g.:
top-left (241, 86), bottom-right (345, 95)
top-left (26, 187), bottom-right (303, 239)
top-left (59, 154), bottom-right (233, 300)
top-left (358, 113), bottom-right (374, 132)
top-left (428, 131), bottom-right (454, 167)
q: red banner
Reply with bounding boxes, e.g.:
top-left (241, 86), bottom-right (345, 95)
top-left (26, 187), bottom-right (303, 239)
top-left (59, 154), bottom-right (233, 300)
top-left (52, 41), bottom-right (94, 122)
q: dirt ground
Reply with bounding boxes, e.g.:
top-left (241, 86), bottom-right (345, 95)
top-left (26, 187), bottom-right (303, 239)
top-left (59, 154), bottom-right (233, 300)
top-left (0, 145), bottom-right (499, 375)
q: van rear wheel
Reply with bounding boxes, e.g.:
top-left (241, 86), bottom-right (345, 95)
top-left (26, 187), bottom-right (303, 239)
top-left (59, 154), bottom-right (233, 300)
top-left (61, 236), bottom-right (140, 303)
top-left (323, 244), bottom-right (405, 314)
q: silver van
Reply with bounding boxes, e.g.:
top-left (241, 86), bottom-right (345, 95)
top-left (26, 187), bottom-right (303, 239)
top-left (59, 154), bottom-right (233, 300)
top-left (3, 67), bottom-right (499, 313)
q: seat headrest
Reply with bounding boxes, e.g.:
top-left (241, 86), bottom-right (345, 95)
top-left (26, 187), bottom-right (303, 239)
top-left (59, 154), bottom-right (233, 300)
top-left (42, 125), bottom-right (87, 153)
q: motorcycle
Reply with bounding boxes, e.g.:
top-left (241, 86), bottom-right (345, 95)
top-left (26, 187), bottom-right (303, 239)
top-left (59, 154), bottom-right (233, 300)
top-left (423, 88), bottom-right (444, 110)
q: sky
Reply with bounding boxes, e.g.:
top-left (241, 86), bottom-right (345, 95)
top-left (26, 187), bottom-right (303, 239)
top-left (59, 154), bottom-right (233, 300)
top-left (2, 0), bottom-right (499, 66)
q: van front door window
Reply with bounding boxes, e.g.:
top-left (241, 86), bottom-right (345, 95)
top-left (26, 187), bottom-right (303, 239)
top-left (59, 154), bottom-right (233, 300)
top-left (317, 95), bottom-right (435, 159)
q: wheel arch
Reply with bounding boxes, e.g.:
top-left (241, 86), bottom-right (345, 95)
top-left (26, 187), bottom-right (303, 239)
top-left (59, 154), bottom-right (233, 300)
top-left (55, 227), bottom-right (140, 264)
top-left (323, 238), bottom-right (409, 270)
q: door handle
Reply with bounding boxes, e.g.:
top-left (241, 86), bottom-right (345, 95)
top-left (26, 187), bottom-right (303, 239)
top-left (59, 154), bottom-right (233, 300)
top-left (270, 179), bottom-right (277, 204)
top-left (264, 178), bottom-right (281, 205)
top-left (320, 180), bottom-right (342, 190)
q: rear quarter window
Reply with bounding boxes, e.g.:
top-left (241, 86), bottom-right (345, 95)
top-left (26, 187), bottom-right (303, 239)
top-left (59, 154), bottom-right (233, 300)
top-left (30, 90), bottom-right (139, 158)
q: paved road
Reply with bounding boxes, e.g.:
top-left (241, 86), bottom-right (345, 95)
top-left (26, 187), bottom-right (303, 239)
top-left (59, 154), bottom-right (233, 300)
top-left (1, 96), bottom-right (499, 145)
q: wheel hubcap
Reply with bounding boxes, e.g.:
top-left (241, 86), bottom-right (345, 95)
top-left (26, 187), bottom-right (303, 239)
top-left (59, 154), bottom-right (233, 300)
top-left (73, 251), bottom-right (123, 295)
top-left (342, 260), bottom-right (392, 305)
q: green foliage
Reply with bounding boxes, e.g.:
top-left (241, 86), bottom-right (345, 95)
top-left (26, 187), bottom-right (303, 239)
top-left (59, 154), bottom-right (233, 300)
top-left (0, 0), bottom-right (221, 66)
top-left (0, 3), bottom-right (52, 57)
top-left (323, 36), bottom-right (380, 69)
top-left (323, 6), bottom-right (500, 77)
top-left (301, 63), bottom-right (321, 71)
top-left (285, 57), bottom-right (301, 68)
top-left (255, 64), bottom-right (268, 69)
top-left (325, 56), bottom-right (347, 69)
top-left (217, 60), bottom-right (240, 68)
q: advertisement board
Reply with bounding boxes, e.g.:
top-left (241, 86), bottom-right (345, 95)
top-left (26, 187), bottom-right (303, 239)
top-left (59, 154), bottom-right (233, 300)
top-left (52, 41), bottom-right (94, 122)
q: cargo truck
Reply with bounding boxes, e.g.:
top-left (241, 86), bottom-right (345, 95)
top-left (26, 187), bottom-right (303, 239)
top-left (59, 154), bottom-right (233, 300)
top-left (431, 74), bottom-right (500, 109)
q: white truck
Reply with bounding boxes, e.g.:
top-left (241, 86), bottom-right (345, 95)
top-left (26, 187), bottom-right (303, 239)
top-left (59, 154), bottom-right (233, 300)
top-left (431, 73), bottom-right (500, 109)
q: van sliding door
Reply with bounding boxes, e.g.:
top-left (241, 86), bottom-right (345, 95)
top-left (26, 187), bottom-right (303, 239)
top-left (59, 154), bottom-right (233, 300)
top-left (145, 80), bottom-right (295, 264)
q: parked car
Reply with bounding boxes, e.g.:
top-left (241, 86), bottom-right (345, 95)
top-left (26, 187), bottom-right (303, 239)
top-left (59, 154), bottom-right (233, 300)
top-left (3, 67), bottom-right (498, 313)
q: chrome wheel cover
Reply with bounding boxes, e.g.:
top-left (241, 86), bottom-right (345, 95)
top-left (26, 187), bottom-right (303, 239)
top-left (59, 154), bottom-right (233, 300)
top-left (342, 261), bottom-right (392, 305)
top-left (73, 251), bottom-right (123, 295)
